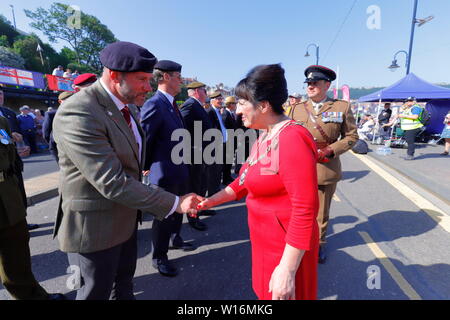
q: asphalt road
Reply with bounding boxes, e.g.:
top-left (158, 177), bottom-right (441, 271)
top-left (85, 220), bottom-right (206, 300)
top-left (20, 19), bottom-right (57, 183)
top-left (22, 151), bottom-right (59, 180)
top-left (1, 152), bottom-right (449, 300)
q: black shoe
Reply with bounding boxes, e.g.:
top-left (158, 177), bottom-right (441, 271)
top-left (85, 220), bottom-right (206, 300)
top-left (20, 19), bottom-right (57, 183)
top-left (47, 293), bottom-right (67, 300)
top-left (440, 151), bottom-right (449, 156)
top-left (28, 224), bottom-right (40, 231)
top-left (170, 241), bottom-right (196, 252)
top-left (201, 210), bottom-right (217, 216)
top-left (152, 258), bottom-right (178, 277)
top-left (318, 246), bottom-right (327, 264)
top-left (189, 219), bottom-right (208, 231)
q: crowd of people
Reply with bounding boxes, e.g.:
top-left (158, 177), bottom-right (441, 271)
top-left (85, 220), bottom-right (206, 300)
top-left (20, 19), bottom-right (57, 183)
top-left (0, 40), bottom-right (448, 301)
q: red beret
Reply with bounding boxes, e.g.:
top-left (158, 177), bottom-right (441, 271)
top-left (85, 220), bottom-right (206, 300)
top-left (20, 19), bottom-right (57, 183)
top-left (74, 73), bottom-right (97, 86)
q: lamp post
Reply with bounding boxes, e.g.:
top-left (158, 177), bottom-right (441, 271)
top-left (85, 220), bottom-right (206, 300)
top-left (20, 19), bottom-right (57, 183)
top-left (406, 0), bottom-right (434, 74)
top-left (9, 4), bottom-right (17, 30)
top-left (305, 43), bottom-right (320, 65)
top-left (388, 50), bottom-right (409, 74)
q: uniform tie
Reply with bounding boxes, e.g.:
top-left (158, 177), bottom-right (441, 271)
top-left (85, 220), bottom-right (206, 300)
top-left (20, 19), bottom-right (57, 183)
top-left (121, 105), bottom-right (132, 129)
top-left (172, 100), bottom-right (184, 122)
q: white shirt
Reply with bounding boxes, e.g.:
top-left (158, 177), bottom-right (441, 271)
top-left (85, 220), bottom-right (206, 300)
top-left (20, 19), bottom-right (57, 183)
top-left (99, 80), bottom-right (179, 217)
top-left (212, 106), bottom-right (228, 143)
top-left (158, 89), bottom-right (175, 108)
top-left (312, 97), bottom-right (328, 113)
top-left (52, 68), bottom-right (64, 77)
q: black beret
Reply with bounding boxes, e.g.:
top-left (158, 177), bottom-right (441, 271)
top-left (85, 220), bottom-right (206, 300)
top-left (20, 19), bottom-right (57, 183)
top-left (304, 65), bottom-right (336, 83)
top-left (154, 60), bottom-right (182, 72)
top-left (100, 41), bottom-right (157, 73)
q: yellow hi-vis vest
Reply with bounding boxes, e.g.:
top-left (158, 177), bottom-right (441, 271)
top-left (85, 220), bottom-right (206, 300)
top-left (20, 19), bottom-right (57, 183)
top-left (400, 105), bottom-right (424, 131)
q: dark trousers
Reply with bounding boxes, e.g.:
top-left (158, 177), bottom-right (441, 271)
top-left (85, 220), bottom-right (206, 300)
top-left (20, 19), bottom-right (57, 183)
top-left (67, 228), bottom-right (138, 300)
top-left (0, 219), bottom-right (48, 300)
top-left (404, 128), bottom-right (421, 156)
top-left (207, 163), bottom-right (223, 197)
top-left (23, 130), bottom-right (37, 153)
top-left (188, 163), bottom-right (207, 224)
top-left (152, 212), bottom-right (183, 260)
top-left (222, 143), bottom-right (234, 184)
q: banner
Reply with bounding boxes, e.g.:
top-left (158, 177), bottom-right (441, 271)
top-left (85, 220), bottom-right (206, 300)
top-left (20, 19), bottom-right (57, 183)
top-left (0, 65), bottom-right (46, 89)
top-left (46, 74), bottom-right (75, 92)
top-left (341, 85), bottom-right (350, 102)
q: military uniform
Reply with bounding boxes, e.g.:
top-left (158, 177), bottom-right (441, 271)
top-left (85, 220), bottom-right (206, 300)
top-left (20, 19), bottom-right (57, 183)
top-left (289, 66), bottom-right (358, 249)
top-left (0, 116), bottom-right (49, 300)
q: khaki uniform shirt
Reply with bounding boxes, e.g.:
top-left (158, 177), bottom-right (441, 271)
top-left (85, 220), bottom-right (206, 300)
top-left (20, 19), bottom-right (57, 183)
top-left (289, 98), bottom-right (358, 185)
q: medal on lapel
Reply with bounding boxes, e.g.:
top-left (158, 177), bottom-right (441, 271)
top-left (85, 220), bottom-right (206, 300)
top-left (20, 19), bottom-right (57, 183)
top-left (0, 129), bottom-right (12, 145)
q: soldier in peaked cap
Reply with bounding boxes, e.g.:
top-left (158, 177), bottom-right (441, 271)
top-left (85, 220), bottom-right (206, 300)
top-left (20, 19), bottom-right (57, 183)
top-left (53, 41), bottom-right (202, 300)
top-left (289, 65), bottom-right (358, 264)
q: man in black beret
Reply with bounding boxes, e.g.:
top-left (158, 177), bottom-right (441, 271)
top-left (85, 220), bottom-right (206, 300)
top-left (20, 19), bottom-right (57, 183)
top-left (289, 65), bottom-right (358, 264)
top-left (53, 41), bottom-right (203, 300)
top-left (141, 60), bottom-right (197, 277)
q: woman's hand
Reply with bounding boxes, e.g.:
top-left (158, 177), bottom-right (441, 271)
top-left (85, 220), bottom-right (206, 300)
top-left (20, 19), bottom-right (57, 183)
top-left (268, 264), bottom-right (296, 300)
top-left (197, 198), bottom-right (214, 211)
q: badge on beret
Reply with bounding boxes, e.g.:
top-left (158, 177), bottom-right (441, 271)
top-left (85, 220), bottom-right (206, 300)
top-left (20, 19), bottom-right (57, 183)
top-left (348, 141), bottom-right (354, 146)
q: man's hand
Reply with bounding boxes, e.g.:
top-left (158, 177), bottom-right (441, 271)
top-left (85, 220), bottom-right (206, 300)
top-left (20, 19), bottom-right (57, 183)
top-left (11, 132), bottom-right (23, 143)
top-left (176, 193), bottom-right (205, 217)
top-left (317, 146), bottom-right (334, 163)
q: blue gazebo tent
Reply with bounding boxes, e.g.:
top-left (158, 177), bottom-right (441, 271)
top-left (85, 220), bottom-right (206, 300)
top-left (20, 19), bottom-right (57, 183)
top-left (358, 73), bottom-right (450, 135)
top-left (358, 73), bottom-right (450, 102)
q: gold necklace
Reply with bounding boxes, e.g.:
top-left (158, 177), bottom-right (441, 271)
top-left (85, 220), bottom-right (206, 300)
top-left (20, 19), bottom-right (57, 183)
top-left (238, 120), bottom-right (292, 186)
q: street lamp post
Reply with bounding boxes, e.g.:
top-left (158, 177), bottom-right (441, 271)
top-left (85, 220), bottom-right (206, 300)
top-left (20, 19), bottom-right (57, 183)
top-left (405, 0), bottom-right (434, 74)
top-left (388, 50), bottom-right (409, 74)
top-left (305, 43), bottom-right (320, 65)
top-left (406, 0), bottom-right (419, 74)
top-left (9, 5), bottom-right (17, 30)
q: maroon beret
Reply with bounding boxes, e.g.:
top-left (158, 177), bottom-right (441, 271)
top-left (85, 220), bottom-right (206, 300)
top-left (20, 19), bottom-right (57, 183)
top-left (74, 73), bottom-right (97, 86)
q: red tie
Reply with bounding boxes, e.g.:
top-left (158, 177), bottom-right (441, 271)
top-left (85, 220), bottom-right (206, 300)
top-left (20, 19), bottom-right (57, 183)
top-left (172, 100), bottom-right (182, 119)
top-left (121, 105), bottom-right (132, 129)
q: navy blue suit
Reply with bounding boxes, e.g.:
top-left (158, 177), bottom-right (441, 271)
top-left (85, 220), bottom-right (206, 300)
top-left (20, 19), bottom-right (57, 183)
top-left (0, 106), bottom-right (20, 134)
top-left (141, 91), bottom-right (190, 260)
top-left (42, 110), bottom-right (58, 163)
top-left (180, 98), bottom-right (212, 197)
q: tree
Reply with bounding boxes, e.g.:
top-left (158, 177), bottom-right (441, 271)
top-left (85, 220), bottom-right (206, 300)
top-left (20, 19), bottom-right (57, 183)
top-left (12, 34), bottom-right (70, 74)
top-left (0, 46), bottom-right (26, 68)
top-left (0, 35), bottom-right (9, 47)
top-left (24, 3), bottom-right (117, 73)
top-left (0, 14), bottom-right (19, 47)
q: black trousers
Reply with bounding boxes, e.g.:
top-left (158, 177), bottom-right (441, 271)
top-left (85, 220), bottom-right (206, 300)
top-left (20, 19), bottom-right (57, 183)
top-left (23, 130), bottom-right (37, 153)
top-left (152, 212), bottom-right (183, 260)
top-left (404, 127), bottom-right (421, 156)
top-left (0, 219), bottom-right (48, 300)
top-left (67, 228), bottom-right (137, 300)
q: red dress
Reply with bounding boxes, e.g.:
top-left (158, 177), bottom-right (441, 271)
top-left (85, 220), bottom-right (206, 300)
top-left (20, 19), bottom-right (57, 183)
top-left (229, 121), bottom-right (319, 300)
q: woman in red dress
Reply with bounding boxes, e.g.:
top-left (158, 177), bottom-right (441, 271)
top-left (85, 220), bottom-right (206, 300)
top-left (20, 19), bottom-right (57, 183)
top-left (198, 64), bottom-right (319, 300)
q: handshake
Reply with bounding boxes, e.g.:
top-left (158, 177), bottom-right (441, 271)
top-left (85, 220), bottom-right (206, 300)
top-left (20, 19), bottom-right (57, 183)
top-left (175, 194), bottom-right (213, 218)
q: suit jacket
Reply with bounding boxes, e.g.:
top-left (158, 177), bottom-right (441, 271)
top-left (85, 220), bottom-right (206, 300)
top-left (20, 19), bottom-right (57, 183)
top-left (53, 81), bottom-right (177, 253)
top-left (180, 97), bottom-right (213, 151)
top-left (0, 117), bottom-right (27, 228)
top-left (206, 107), bottom-right (222, 131)
top-left (141, 91), bottom-right (190, 196)
top-left (42, 110), bottom-right (57, 151)
top-left (0, 106), bottom-right (20, 134)
top-left (289, 98), bottom-right (358, 185)
top-left (221, 108), bottom-right (237, 130)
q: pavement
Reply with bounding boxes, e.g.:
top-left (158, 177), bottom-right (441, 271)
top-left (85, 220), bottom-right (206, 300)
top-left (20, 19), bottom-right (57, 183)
top-left (23, 141), bottom-right (449, 208)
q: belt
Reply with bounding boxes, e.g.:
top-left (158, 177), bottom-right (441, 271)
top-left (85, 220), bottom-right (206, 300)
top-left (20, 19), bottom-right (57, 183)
top-left (0, 169), bottom-right (14, 183)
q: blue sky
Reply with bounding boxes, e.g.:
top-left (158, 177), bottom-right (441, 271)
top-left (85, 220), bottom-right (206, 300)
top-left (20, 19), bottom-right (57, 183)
top-left (2, 0), bottom-right (450, 94)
